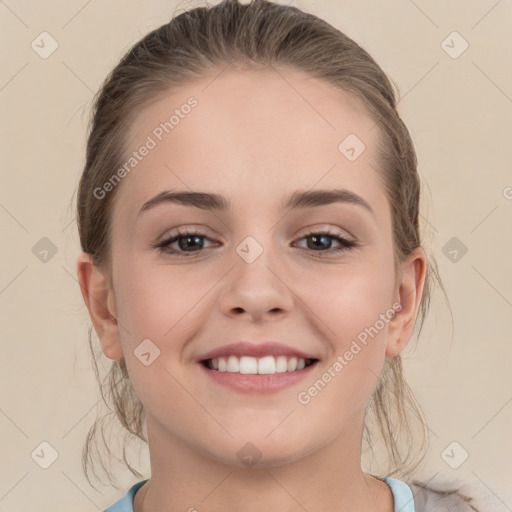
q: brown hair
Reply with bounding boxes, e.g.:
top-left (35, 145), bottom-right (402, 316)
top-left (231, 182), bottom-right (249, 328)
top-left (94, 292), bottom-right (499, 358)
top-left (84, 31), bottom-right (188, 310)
top-left (75, 0), bottom-right (450, 490)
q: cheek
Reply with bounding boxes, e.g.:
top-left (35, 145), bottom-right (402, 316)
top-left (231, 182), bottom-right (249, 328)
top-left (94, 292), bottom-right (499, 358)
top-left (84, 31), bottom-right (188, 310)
top-left (114, 256), bottom-right (211, 341)
top-left (113, 258), bottom-right (220, 406)
top-left (296, 285), bottom-right (393, 425)
top-left (302, 258), bottom-right (395, 398)
top-left (308, 257), bottom-right (395, 340)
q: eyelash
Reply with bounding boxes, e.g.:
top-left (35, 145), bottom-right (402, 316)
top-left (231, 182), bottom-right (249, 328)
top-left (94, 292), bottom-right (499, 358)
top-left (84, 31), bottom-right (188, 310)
top-left (152, 227), bottom-right (358, 259)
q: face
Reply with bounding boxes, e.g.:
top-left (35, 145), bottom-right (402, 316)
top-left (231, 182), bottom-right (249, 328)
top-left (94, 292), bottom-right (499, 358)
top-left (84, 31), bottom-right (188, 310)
top-left (80, 67), bottom-right (425, 469)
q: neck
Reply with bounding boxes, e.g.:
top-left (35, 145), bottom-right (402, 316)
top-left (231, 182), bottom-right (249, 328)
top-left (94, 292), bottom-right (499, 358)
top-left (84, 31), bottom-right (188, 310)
top-left (134, 410), bottom-right (393, 512)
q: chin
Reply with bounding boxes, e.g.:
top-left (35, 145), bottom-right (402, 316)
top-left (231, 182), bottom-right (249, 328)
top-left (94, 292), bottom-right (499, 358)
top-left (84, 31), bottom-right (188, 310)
top-left (203, 431), bottom-right (314, 470)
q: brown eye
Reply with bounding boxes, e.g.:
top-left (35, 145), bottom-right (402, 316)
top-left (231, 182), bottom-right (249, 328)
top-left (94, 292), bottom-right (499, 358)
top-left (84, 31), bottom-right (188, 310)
top-left (153, 229), bottom-right (217, 258)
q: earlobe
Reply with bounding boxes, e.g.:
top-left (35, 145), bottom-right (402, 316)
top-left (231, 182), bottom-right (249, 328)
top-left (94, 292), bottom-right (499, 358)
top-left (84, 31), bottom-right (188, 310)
top-left (385, 247), bottom-right (427, 358)
top-left (76, 252), bottom-right (124, 360)
top-left (385, 337), bottom-right (402, 358)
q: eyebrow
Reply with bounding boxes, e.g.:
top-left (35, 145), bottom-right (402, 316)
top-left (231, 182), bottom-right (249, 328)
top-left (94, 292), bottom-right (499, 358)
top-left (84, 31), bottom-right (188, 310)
top-left (138, 188), bottom-right (375, 217)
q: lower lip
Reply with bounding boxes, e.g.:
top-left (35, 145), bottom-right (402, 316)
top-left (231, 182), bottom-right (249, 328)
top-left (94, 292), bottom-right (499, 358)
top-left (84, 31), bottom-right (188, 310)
top-left (198, 361), bottom-right (318, 394)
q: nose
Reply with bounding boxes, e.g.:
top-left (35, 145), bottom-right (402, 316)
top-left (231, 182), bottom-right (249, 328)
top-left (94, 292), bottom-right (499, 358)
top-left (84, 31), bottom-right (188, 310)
top-left (219, 241), bottom-right (294, 322)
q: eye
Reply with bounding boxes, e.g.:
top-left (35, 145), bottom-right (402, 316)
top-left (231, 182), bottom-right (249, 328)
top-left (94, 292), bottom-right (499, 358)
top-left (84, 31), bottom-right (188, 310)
top-left (294, 229), bottom-right (357, 255)
top-left (153, 228), bottom-right (217, 258)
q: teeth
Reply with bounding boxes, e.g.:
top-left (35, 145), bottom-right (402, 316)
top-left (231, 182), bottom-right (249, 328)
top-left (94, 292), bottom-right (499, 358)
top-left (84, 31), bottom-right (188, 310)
top-left (287, 357), bottom-right (297, 371)
top-left (227, 355), bottom-right (238, 372)
top-left (275, 356), bottom-right (288, 373)
top-left (256, 355), bottom-right (275, 374)
top-left (208, 355), bottom-right (313, 374)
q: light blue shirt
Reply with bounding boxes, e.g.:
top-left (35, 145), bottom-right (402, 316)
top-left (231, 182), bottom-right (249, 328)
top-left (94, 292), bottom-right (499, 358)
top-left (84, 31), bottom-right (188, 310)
top-left (104, 476), bottom-right (415, 511)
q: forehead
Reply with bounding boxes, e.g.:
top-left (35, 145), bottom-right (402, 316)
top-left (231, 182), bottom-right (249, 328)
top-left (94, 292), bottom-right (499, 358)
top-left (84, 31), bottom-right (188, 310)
top-left (112, 67), bottom-right (388, 224)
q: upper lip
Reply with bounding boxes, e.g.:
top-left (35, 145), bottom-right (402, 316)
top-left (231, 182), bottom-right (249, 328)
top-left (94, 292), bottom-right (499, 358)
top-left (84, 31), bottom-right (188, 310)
top-left (197, 341), bottom-right (320, 362)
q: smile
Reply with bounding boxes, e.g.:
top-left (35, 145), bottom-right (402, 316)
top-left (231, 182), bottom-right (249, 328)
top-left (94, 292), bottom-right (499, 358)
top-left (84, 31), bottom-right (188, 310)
top-left (199, 355), bottom-right (320, 394)
top-left (202, 355), bottom-right (318, 374)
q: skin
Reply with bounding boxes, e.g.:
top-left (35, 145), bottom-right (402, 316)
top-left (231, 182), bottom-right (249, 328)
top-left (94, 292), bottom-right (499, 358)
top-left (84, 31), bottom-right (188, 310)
top-left (77, 67), bottom-right (426, 512)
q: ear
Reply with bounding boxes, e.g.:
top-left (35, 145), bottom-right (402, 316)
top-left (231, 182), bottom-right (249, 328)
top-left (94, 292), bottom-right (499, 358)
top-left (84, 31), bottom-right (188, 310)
top-left (76, 252), bottom-right (124, 360)
top-left (385, 247), bottom-right (427, 357)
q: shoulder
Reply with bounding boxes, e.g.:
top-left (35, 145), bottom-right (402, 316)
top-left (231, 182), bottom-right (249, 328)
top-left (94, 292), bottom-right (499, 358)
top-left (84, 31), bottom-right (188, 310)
top-left (103, 479), bottom-right (148, 512)
top-left (408, 480), bottom-right (481, 512)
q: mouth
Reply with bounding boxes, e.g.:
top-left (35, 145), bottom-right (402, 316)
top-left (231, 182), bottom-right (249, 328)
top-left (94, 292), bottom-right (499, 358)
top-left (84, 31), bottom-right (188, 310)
top-left (196, 341), bottom-right (321, 393)
top-left (198, 354), bottom-right (320, 394)
top-left (200, 355), bottom-right (319, 374)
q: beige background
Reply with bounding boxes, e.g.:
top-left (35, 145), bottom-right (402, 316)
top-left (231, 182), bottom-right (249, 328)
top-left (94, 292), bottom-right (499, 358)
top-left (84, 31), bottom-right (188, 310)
top-left (1, 0), bottom-right (511, 510)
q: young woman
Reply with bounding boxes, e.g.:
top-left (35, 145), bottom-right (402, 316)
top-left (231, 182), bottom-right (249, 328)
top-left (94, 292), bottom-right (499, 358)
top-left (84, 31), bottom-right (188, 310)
top-left (75, 1), bottom-right (479, 510)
